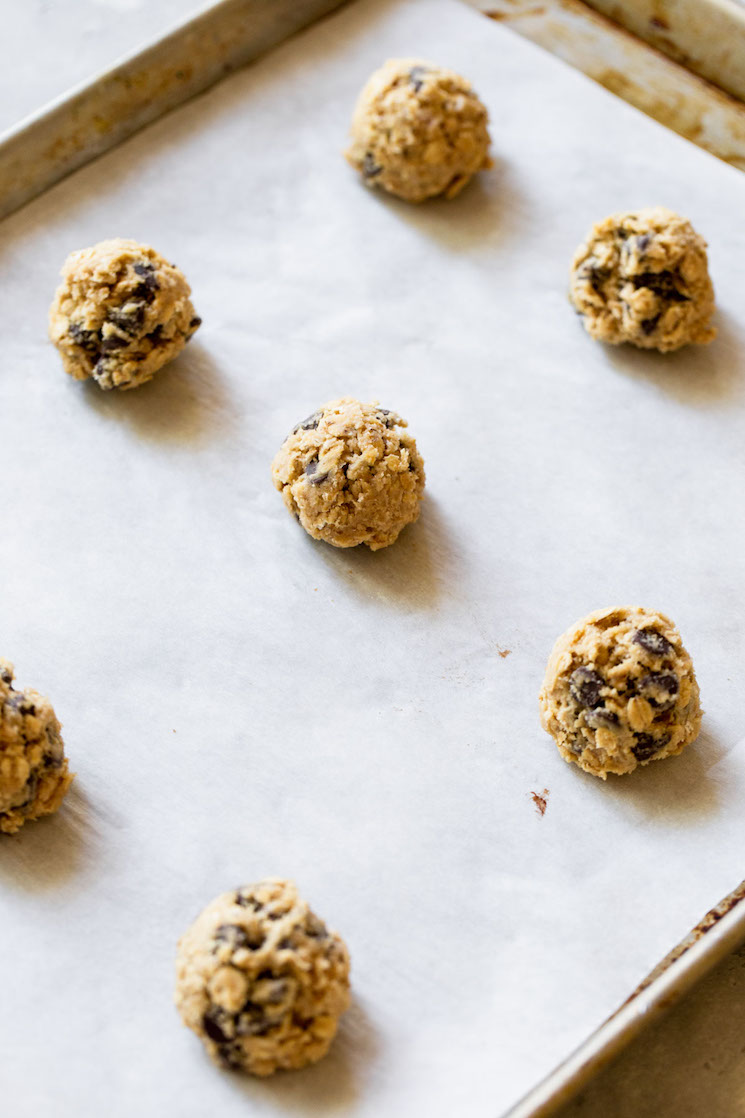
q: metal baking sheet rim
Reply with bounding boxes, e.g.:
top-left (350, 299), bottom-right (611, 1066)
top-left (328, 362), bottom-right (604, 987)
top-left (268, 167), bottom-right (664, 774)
top-left (584, 0), bottom-right (745, 103)
top-left (507, 879), bottom-right (745, 1117)
top-left (0, 0), bottom-right (350, 222)
top-left (2, 1), bottom-right (745, 1113)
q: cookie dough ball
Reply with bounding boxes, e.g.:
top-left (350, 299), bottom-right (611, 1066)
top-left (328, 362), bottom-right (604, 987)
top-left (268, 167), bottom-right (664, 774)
top-left (271, 397), bottom-right (425, 550)
top-left (345, 58), bottom-right (491, 202)
top-left (175, 879), bottom-right (351, 1076)
top-left (0, 660), bottom-right (73, 834)
top-left (539, 607), bottom-right (702, 779)
top-left (49, 238), bottom-right (201, 390)
top-left (569, 207), bottom-right (716, 352)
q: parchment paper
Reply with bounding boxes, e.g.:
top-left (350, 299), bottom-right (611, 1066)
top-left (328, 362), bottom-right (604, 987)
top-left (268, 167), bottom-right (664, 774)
top-left (1, 1), bottom-right (744, 1114)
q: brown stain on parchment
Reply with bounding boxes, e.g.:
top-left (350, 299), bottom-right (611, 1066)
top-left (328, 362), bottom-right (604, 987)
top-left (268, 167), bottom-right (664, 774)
top-left (531, 789), bottom-right (550, 816)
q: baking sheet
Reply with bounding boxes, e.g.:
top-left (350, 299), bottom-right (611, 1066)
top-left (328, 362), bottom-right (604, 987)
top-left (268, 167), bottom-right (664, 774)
top-left (1, 0), bottom-right (744, 1114)
top-left (0, 0), bottom-right (351, 221)
top-left (0, 0), bottom-right (193, 134)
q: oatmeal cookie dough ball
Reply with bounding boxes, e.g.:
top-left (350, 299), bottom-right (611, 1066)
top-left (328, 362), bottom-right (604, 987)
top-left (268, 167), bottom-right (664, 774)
top-left (345, 58), bottom-right (491, 202)
top-left (49, 238), bottom-right (201, 390)
top-left (569, 207), bottom-right (716, 352)
top-left (175, 879), bottom-right (351, 1076)
top-left (0, 660), bottom-right (73, 834)
top-left (272, 397), bottom-right (425, 550)
top-left (539, 607), bottom-right (702, 779)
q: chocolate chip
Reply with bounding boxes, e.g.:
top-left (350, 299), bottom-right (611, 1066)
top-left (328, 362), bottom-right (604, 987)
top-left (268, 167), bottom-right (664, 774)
top-left (582, 264), bottom-right (609, 294)
top-left (632, 731), bottom-right (671, 761)
top-left (235, 1002), bottom-right (271, 1036)
top-left (45, 724), bottom-right (62, 748)
top-left (409, 65), bottom-right (430, 92)
top-left (641, 314), bottom-right (661, 335)
top-left (108, 301), bottom-right (145, 335)
top-left (234, 889), bottom-right (263, 910)
top-left (68, 322), bottom-right (99, 353)
top-left (305, 913), bottom-right (328, 939)
top-left (133, 261), bottom-right (158, 284)
top-left (362, 152), bottom-right (383, 179)
top-left (8, 694), bottom-right (36, 716)
top-left (585, 708), bottom-right (619, 729)
top-left (189, 316), bottom-right (202, 330)
top-left (42, 752), bottom-right (63, 769)
top-left (99, 334), bottom-right (128, 354)
top-left (639, 672), bottom-right (679, 710)
top-left (635, 234), bottom-right (651, 254)
top-left (217, 1043), bottom-right (243, 1070)
top-left (292, 410), bottom-right (322, 434)
top-left (569, 667), bottom-right (605, 709)
top-left (214, 924), bottom-right (260, 952)
top-left (0, 667), bottom-right (12, 685)
top-left (93, 358), bottom-right (111, 378)
top-left (132, 262), bottom-right (160, 302)
top-left (203, 1009), bottom-right (231, 1044)
top-left (263, 979), bottom-right (290, 1005)
top-left (633, 629), bottom-right (674, 658)
top-left (305, 459), bottom-right (329, 485)
top-left (631, 270), bottom-right (688, 302)
top-left (146, 325), bottom-right (164, 345)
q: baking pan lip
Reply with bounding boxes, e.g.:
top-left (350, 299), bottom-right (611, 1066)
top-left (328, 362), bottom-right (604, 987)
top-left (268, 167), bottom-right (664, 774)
top-left (0, 0), bottom-right (350, 222)
top-left (505, 879), bottom-right (745, 1117)
top-left (0, 0), bottom-right (238, 145)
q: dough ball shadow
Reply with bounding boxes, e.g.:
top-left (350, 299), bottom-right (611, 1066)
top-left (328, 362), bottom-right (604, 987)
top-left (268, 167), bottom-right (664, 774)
top-left (0, 782), bottom-right (99, 891)
top-left (368, 157), bottom-right (528, 253)
top-left (226, 997), bottom-right (380, 1114)
top-left (80, 341), bottom-right (230, 446)
top-left (601, 307), bottom-right (743, 407)
top-left (316, 496), bottom-right (454, 611)
top-left (599, 727), bottom-right (724, 825)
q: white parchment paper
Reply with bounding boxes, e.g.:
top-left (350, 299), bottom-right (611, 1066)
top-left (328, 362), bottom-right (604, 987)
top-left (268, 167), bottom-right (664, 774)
top-left (1, 1), bottom-right (745, 1114)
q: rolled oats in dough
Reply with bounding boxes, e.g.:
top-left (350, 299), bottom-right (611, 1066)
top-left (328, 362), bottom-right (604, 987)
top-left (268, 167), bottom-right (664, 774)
top-left (271, 397), bottom-right (425, 550)
top-left (0, 660), bottom-right (73, 834)
top-left (175, 879), bottom-right (351, 1076)
top-left (49, 238), bottom-right (201, 390)
top-left (345, 58), bottom-right (492, 203)
top-left (539, 607), bottom-right (702, 779)
top-left (569, 207), bottom-right (716, 352)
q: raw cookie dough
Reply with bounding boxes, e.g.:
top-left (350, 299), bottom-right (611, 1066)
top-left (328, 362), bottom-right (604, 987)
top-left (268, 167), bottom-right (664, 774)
top-left (49, 238), bottom-right (201, 390)
top-left (175, 879), bottom-right (351, 1076)
top-left (271, 397), bottom-right (425, 550)
top-left (569, 207), bottom-right (716, 352)
top-left (539, 606), bottom-right (702, 779)
top-left (345, 58), bottom-right (491, 202)
top-left (0, 660), bottom-right (73, 834)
